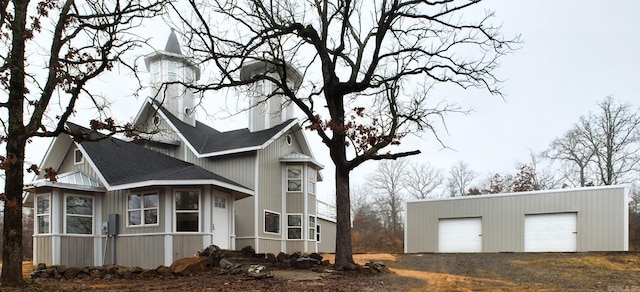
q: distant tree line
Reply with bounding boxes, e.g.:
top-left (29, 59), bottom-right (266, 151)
top-left (0, 206), bottom-right (34, 260)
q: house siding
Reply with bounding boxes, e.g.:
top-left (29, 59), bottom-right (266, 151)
top-left (102, 189), bottom-right (166, 235)
top-left (234, 198), bottom-right (256, 240)
top-left (34, 236), bottom-right (53, 265)
top-left (405, 185), bottom-right (629, 253)
top-left (107, 235), bottom-right (166, 268)
top-left (173, 235), bottom-right (204, 261)
top-left (257, 136), bottom-right (296, 244)
top-left (202, 153), bottom-right (256, 189)
top-left (60, 236), bottom-right (94, 267)
top-left (317, 217), bottom-right (336, 253)
top-left (286, 241), bottom-right (304, 253)
top-left (57, 146), bottom-right (97, 175)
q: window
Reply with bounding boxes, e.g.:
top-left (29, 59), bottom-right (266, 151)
top-left (74, 149), bottom-right (84, 165)
top-left (287, 166), bottom-right (302, 192)
top-left (175, 190), bottom-right (199, 232)
top-left (127, 192), bottom-right (159, 227)
top-left (308, 215), bottom-right (316, 240)
top-left (287, 214), bottom-right (302, 239)
top-left (167, 62), bottom-right (177, 82)
top-left (65, 195), bottom-right (93, 234)
top-left (214, 197), bottom-right (226, 209)
top-left (264, 210), bottom-right (280, 234)
top-left (285, 135), bottom-right (292, 145)
top-left (316, 224), bottom-right (321, 242)
top-left (36, 194), bottom-right (50, 234)
top-left (308, 168), bottom-right (317, 195)
top-left (151, 62), bottom-right (160, 83)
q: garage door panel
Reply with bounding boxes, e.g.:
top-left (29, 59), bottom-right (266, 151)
top-left (525, 213), bottom-right (576, 252)
top-left (438, 217), bottom-right (482, 253)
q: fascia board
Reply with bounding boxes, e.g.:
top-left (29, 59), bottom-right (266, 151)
top-left (39, 135), bottom-right (73, 174)
top-left (107, 179), bottom-right (254, 196)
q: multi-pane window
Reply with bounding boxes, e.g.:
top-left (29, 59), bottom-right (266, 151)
top-left (308, 216), bottom-right (316, 240)
top-left (65, 195), bottom-right (93, 234)
top-left (308, 168), bottom-right (317, 195)
top-left (264, 210), bottom-right (280, 234)
top-left (36, 195), bottom-right (50, 234)
top-left (316, 224), bottom-right (321, 242)
top-left (175, 190), bottom-right (199, 232)
top-left (287, 214), bottom-right (302, 239)
top-left (214, 197), bottom-right (226, 209)
top-left (128, 193), bottom-right (159, 227)
top-left (287, 166), bottom-right (302, 192)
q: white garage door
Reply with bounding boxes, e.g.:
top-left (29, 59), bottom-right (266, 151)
top-left (438, 217), bottom-right (482, 253)
top-left (524, 213), bottom-right (577, 252)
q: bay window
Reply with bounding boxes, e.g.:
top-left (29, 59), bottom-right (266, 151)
top-left (65, 195), bottom-right (93, 234)
top-left (175, 190), bottom-right (200, 232)
top-left (287, 214), bottom-right (302, 239)
top-left (36, 194), bottom-right (50, 234)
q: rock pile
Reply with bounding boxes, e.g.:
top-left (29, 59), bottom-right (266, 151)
top-left (31, 245), bottom-right (341, 281)
top-left (30, 264), bottom-right (174, 280)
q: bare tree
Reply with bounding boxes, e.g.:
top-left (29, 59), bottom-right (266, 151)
top-left (175, 0), bottom-right (517, 268)
top-left (577, 96), bottom-right (640, 185)
top-left (405, 162), bottom-right (444, 199)
top-left (514, 151), bottom-right (559, 190)
top-left (543, 127), bottom-right (594, 187)
top-left (0, 1), bottom-right (166, 286)
top-left (447, 161), bottom-right (477, 197)
top-left (369, 160), bottom-right (407, 236)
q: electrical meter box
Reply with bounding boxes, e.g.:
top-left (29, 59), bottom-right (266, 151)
top-left (107, 214), bottom-right (119, 236)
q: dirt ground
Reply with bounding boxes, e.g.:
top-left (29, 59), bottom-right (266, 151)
top-left (4, 252), bottom-right (640, 291)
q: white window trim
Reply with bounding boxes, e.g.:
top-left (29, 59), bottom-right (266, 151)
top-left (308, 168), bottom-right (317, 195)
top-left (287, 165), bottom-right (303, 193)
top-left (127, 192), bottom-right (160, 228)
top-left (308, 215), bottom-right (316, 240)
top-left (264, 209), bottom-right (281, 235)
top-left (35, 194), bottom-right (51, 235)
top-left (73, 149), bottom-right (84, 165)
top-left (173, 189), bottom-right (201, 233)
top-left (63, 193), bottom-right (94, 235)
top-left (287, 213), bottom-right (303, 240)
top-left (316, 224), bottom-right (321, 243)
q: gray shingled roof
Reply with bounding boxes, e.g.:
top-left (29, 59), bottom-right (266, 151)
top-left (156, 102), bottom-right (296, 155)
top-left (66, 123), bottom-right (249, 190)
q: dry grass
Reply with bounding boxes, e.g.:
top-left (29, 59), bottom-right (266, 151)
top-left (0, 261), bottom-right (34, 279)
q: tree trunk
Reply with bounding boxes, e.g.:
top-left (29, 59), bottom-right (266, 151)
top-left (1, 1), bottom-right (27, 287)
top-left (333, 165), bottom-right (356, 270)
top-left (1, 140), bottom-right (26, 287)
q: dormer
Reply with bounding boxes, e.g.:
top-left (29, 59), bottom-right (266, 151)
top-left (144, 30), bottom-right (201, 127)
top-left (240, 61), bottom-right (302, 132)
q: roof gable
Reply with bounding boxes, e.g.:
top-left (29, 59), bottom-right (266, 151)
top-left (145, 99), bottom-right (298, 156)
top-left (65, 123), bottom-right (252, 196)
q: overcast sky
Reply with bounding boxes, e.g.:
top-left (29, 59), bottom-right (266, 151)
top-left (23, 1), bottom-right (640, 203)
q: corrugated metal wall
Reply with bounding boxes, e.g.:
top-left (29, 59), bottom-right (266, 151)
top-left (317, 218), bottom-right (336, 253)
top-left (109, 235), bottom-right (166, 268)
top-left (405, 186), bottom-right (629, 253)
top-left (60, 237), bottom-right (94, 267)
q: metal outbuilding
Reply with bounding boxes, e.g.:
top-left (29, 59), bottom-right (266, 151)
top-left (405, 185), bottom-right (629, 253)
